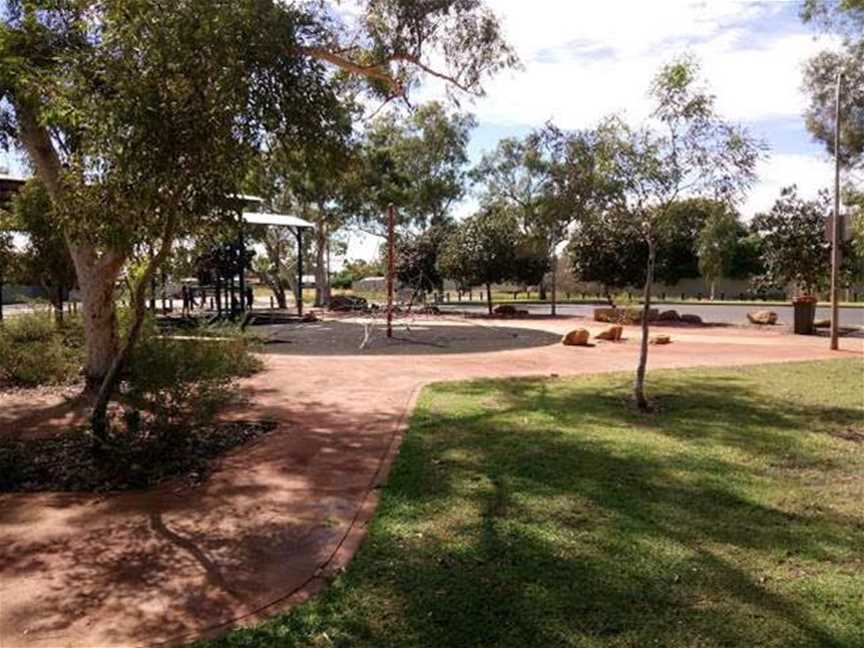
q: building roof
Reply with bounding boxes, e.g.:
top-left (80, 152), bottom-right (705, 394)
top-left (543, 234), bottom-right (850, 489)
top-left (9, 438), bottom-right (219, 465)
top-left (243, 212), bottom-right (315, 229)
top-left (228, 194), bottom-right (265, 208)
top-left (0, 174), bottom-right (28, 184)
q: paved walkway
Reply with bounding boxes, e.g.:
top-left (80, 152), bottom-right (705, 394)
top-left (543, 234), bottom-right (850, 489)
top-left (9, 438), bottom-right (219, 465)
top-left (1, 316), bottom-right (861, 647)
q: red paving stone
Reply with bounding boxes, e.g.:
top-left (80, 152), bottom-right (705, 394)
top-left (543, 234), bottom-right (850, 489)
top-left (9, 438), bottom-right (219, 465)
top-left (0, 316), bottom-right (861, 647)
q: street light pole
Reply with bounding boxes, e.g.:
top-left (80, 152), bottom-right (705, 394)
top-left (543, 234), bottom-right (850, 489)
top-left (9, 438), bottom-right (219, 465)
top-left (830, 71), bottom-right (843, 351)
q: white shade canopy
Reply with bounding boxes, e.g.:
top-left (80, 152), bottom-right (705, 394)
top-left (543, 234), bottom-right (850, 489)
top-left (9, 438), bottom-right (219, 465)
top-left (242, 212), bottom-right (314, 229)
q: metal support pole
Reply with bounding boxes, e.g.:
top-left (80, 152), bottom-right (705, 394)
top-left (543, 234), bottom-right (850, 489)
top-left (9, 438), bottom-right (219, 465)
top-left (216, 275), bottom-right (222, 316)
top-left (296, 228), bottom-right (304, 317)
top-left (386, 204), bottom-right (396, 339)
top-left (830, 71), bottom-right (843, 351)
top-left (238, 214), bottom-right (246, 314)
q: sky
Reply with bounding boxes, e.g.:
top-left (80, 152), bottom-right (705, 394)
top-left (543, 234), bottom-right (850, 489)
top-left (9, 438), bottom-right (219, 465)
top-left (345, 0), bottom-right (840, 262)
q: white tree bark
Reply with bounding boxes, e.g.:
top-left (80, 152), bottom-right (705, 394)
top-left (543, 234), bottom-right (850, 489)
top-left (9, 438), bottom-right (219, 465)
top-left (634, 238), bottom-right (656, 412)
top-left (16, 103), bottom-right (125, 387)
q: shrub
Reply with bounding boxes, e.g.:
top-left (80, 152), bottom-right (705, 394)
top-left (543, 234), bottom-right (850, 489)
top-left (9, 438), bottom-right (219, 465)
top-left (0, 311), bottom-right (83, 386)
top-left (121, 327), bottom-right (263, 442)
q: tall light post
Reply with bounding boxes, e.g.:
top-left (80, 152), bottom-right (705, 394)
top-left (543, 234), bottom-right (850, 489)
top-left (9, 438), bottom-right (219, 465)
top-left (830, 71), bottom-right (843, 351)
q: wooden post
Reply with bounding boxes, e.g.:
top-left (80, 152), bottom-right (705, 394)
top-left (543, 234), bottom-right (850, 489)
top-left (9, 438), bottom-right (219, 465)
top-left (387, 204), bottom-right (396, 339)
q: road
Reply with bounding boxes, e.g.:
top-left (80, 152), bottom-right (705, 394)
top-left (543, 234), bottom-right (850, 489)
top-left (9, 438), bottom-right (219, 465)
top-left (3, 299), bottom-right (863, 327)
top-left (440, 302), bottom-right (864, 327)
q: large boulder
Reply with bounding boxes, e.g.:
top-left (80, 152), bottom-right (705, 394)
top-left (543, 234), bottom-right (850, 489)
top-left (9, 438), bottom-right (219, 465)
top-left (329, 295), bottom-right (367, 312)
top-left (650, 334), bottom-right (672, 345)
top-left (747, 310), bottom-right (778, 325)
top-left (562, 329), bottom-right (591, 346)
top-left (680, 313), bottom-right (703, 325)
top-left (814, 319), bottom-right (831, 328)
top-left (595, 325), bottom-right (624, 342)
top-left (594, 307), bottom-right (659, 324)
top-left (657, 309), bottom-right (680, 322)
top-left (493, 304), bottom-right (529, 317)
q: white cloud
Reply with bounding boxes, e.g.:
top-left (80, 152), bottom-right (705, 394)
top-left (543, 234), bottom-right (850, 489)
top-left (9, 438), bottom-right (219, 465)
top-left (417, 0), bottom-right (836, 130)
top-left (743, 153), bottom-right (834, 219)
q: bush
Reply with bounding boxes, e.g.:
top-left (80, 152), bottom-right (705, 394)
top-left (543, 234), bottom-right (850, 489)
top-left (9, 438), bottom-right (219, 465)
top-left (122, 326), bottom-right (262, 437)
top-left (0, 311), bottom-right (83, 387)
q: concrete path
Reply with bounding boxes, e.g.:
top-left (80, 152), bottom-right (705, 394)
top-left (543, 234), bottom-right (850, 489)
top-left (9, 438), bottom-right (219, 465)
top-left (1, 316), bottom-right (861, 647)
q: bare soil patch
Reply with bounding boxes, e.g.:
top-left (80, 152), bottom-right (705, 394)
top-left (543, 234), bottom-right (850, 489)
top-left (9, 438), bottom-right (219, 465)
top-left (0, 419), bottom-right (277, 492)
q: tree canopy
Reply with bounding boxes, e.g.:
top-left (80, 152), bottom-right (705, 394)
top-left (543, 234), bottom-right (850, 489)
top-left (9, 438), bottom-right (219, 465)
top-left (438, 206), bottom-right (523, 313)
top-left (351, 102), bottom-right (477, 232)
top-left (752, 185), bottom-right (858, 295)
top-left (801, 0), bottom-right (864, 170)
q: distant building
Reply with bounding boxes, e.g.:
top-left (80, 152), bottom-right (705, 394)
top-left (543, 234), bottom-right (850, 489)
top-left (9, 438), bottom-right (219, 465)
top-left (352, 276), bottom-right (387, 292)
top-left (0, 174), bottom-right (26, 208)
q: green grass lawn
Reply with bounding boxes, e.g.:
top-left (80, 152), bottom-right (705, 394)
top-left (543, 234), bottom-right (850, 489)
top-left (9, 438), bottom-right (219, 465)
top-left (201, 359), bottom-right (864, 648)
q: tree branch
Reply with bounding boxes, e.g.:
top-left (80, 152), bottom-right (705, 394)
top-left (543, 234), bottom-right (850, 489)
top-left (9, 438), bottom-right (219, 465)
top-left (300, 47), bottom-right (474, 95)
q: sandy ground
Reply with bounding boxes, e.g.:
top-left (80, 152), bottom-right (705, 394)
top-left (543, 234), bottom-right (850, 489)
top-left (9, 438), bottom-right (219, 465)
top-left (1, 314), bottom-right (861, 648)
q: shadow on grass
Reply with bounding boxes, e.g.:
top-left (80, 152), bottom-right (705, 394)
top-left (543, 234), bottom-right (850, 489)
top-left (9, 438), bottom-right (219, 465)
top-left (206, 361), bottom-right (864, 647)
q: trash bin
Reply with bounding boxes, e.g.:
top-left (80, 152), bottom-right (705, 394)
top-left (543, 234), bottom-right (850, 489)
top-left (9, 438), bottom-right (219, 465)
top-left (793, 296), bottom-right (817, 335)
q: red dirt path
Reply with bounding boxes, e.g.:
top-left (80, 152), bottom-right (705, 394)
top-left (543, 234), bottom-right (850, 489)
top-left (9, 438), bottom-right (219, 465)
top-left (1, 316), bottom-right (861, 648)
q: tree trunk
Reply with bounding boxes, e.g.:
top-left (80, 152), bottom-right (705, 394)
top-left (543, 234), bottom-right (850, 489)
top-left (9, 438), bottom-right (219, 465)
top-left (634, 239), bottom-right (656, 412)
top-left (91, 219), bottom-right (176, 443)
top-left (486, 283), bottom-right (493, 315)
top-left (15, 106), bottom-right (126, 387)
top-left (73, 249), bottom-right (123, 389)
top-left (710, 280), bottom-right (716, 301)
top-left (314, 222), bottom-right (330, 307)
top-left (54, 285), bottom-right (64, 325)
top-left (273, 284), bottom-right (287, 309)
top-left (550, 253), bottom-right (558, 316)
top-left (538, 281), bottom-right (547, 301)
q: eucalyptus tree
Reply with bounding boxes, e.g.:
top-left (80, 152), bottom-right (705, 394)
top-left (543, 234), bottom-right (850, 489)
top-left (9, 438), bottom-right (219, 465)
top-left (472, 136), bottom-right (555, 298)
top-left (0, 0), bottom-right (515, 439)
top-left (696, 205), bottom-right (742, 300)
top-left (438, 206), bottom-right (521, 314)
top-left (473, 126), bottom-right (602, 308)
top-left (801, 0), bottom-right (864, 170)
top-left (1, 1), bottom-right (351, 438)
top-left (396, 222), bottom-right (456, 295)
top-left (247, 92), bottom-right (358, 308)
top-left (567, 209), bottom-right (647, 305)
top-left (351, 102), bottom-right (477, 235)
top-left (597, 58), bottom-right (762, 411)
top-left (7, 179), bottom-right (77, 321)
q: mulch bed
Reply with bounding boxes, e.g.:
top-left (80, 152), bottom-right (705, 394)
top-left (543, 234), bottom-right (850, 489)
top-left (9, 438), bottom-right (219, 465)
top-left (0, 419), bottom-right (277, 493)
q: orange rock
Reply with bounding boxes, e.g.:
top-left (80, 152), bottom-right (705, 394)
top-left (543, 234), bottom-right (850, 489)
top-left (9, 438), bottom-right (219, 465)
top-left (595, 325), bottom-right (624, 342)
top-left (562, 329), bottom-right (591, 346)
